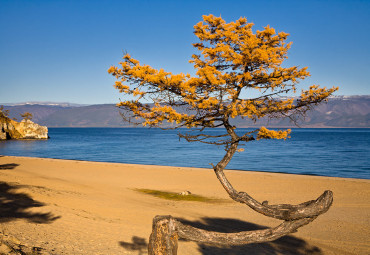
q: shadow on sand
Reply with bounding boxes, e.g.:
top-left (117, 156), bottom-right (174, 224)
top-left (119, 236), bottom-right (148, 255)
top-left (119, 217), bottom-right (322, 255)
top-left (0, 181), bottom-right (60, 224)
top-left (0, 163), bottom-right (20, 170)
top-left (178, 217), bottom-right (322, 255)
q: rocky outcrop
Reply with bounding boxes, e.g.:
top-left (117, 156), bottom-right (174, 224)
top-left (0, 117), bottom-right (48, 140)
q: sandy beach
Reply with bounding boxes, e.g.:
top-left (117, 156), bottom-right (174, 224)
top-left (0, 156), bottom-right (369, 254)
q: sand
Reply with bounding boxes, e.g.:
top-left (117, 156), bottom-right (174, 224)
top-left (0, 155), bottom-right (369, 254)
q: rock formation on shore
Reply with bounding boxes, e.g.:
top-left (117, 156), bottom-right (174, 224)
top-left (0, 116), bottom-right (48, 140)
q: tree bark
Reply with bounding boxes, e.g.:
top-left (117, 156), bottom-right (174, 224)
top-left (214, 167), bottom-right (333, 220)
top-left (148, 215), bottom-right (317, 254)
top-left (212, 128), bottom-right (333, 221)
top-left (148, 215), bottom-right (178, 255)
top-left (175, 217), bottom-right (315, 245)
top-left (147, 122), bottom-right (333, 254)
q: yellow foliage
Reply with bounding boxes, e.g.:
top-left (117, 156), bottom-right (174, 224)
top-left (257, 127), bottom-right (291, 140)
top-left (109, 14), bottom-right (338, 143)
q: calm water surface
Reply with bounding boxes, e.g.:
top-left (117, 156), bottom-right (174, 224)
top-left (0, 128), bottom-right (369, 179)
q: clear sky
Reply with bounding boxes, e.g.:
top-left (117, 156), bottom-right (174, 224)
top-left (1, 0), bottom-right (369, 104)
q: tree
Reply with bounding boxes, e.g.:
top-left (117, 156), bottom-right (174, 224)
top-left (109, 15), bottom-right (338, 254)
top-left (20, 112), bottom-right (33, 121)
top-left (0, 106), bottom-right (10, 119)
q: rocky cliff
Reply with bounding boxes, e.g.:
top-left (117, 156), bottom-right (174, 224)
top-left (0, 116), bottom-right (48, 140)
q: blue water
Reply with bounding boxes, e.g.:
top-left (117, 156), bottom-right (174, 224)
top-left (0, 128), bottom-right (369, 179)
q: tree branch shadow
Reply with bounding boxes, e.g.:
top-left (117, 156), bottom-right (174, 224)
top-left (0, 163), bottom-right (20, 170)
top-left (119, 236), bottom-right (147, 255)
top-left (177, 217), bottom-right (322, 255)
top-left (119, 217), bottom-right (321, 255)
top-left (0, 181), bottom-right (60, 224)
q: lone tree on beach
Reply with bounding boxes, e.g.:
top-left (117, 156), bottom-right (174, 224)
top-left (109, 15), bottom-right (338, 254)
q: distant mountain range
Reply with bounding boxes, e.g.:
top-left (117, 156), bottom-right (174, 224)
top-left (2, 95), bottom-right (370, 128)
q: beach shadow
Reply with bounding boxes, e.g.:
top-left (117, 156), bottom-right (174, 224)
top-left (120, 217), bottom-right (321, 255)
top-left (0, 181), bottom-right (60, 223)
top-left (176, 217), bottom-right (322, 255)
top-left (119, 236), bottom-right (147, 255)
top-left (0, 163), bottom-right (19, 170)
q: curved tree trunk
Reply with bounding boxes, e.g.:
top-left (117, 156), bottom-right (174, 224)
top-left (212, 141), bottom-right (333, 220)
top-left (148, 216), bottom-right (178, 255)
top-left (148, 215), bottom-right (316, 254)
top-left (148, 123), bottom-right (333, 254)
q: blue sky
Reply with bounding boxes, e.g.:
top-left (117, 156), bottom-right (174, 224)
top-left (1, 0), bottom-right (369, 104)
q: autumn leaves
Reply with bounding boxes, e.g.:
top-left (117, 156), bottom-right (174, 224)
top-left (109, 14), bottom-right (337, 140)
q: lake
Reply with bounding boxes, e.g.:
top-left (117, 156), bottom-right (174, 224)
top-left (0, 128), bottom-right (369, 179)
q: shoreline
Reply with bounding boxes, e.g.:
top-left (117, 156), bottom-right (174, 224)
top-left (0, 156), bottom-right (369, 254)
top-left (1, 155), bottom-right (368, 181)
